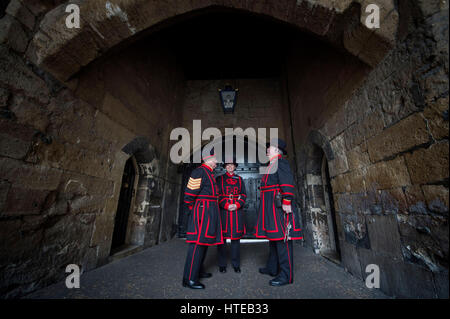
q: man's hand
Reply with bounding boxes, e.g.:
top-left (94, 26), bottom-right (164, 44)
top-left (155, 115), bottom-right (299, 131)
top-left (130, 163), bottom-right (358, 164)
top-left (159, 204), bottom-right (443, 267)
top-left (228, 204), bottom-right (237, 211)
top-left (282, 204), bottom-right (292, 213)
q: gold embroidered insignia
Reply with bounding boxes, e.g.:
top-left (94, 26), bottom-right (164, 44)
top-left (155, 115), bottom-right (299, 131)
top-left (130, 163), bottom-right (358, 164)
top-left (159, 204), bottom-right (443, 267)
top-left (187, 177), bottom-right (201, 190)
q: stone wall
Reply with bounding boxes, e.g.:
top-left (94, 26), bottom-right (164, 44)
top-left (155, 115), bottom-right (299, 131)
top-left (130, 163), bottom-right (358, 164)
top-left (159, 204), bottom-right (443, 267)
top-left (0, 0), bottom-right (447, 300)
top-left (291, 1), bottom-right (449, 298)
top-left (180, 78), bottom-right (289, 149)
top-left (0, 1), bottom-right (185, 298)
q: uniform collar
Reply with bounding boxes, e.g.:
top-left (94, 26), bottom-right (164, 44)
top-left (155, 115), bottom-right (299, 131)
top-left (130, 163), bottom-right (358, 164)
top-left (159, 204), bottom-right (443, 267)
top-left (269, 154), bottom-right (282, 163)
top-left (226, 172), bottom-right (235, 177)
top-left (201, 163), bottom-right (213, 172)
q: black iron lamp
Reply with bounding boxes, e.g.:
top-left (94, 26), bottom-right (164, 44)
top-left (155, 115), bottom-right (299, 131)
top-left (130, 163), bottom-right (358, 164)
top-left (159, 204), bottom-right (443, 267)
top-left (219, 84), bottom-right (238, 114)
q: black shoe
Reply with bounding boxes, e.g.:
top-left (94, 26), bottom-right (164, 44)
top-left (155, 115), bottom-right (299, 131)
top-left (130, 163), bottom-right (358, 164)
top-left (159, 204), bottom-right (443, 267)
top-left (269, 278), bottom-right (291, 287)
top-left (259, 268), bottom-right (277, 277)
top-left (182, 279), bottom-right (205, 289)
top-left (199, 272), bottom-right (212, 278)
top-left (219, 266), bottom-right (227, 273)
top-left (233, 267), bottom-right (241, 273)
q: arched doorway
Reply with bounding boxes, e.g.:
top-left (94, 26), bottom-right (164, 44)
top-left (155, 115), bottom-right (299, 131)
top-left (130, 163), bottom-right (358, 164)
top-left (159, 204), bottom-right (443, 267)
top-left (320, 153), bottom-right (341, 263)
top-left (110, 155), bottom-right (138, 254)
top-left (304, 131), bottom-right (341, 263)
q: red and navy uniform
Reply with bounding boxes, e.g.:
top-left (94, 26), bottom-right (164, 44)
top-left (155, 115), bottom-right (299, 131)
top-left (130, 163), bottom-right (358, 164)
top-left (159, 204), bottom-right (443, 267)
top-left (255, 154), bottom-right (302, 283)
top-left (183, 164), bottom-right (223, 283)
top-left (216, 172), bottom-right (247, 269)
top-left (184, 164), bottom-right (223, 246)
top-left (255, 154), bottom-right (302, 240)
top-left (217, 172), bottom-right (247, 239)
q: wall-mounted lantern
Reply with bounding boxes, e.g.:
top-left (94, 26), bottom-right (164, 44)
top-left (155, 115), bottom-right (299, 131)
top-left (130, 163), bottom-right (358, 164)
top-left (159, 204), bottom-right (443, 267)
top-left (218, 84), bottom-right (238, 114)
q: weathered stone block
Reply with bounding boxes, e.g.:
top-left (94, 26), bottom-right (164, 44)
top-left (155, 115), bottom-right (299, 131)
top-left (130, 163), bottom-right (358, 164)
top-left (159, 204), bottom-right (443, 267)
top-left (0, 132), bottom-right (30, 159)
top-left (0, 218), bottom-right (43, 263)
top-left (0, 87), bottom-right (9, 107)
top-left (2, 187), bottom-right (50, 216)
top-left (423, 67), bottom-right (448, 106)
top-left (82, 246), bottom-right (99, 272)
top-left (0, 15), bottom-right (28, 53)
top-left (344, 110), bottom-right (385, 151)
top-left (0, 179), bottom-right (11, 213)
top-left (341, 213), bottom-right (370, 249)
top-left (0, 157), bottom-right (62, 190)
top-left (89, 209), bottom-right (112, 248)
top-left (397, 213), bottom-right (448, 272)
top-left (433, 270), bottom-right (449, 298)
top-left (416, 0), bottom-right (449, 17)
top-left (405, 141), bottom-right (449, 184)
top-left (6, 0), bottom-right (35, 30)
top-left (366, 156), bottom-right (411, 190)
top-left (380, 187), bottom-right (408, 215)
top-left (144, 205), bottom-right (162, 247)
top-left (339, 239), bottom-right (363, 280)
top-left (330, 173), bottom-right (349, 193)
top-left (423, 96), bottom-right (449, 140)
top-left (59, 172), bottom-right (115, 199)
top-left (367, 113), bottom-right (430, 162)
top-left (8, 95), bottom-right (50, 132)
top-left (357, 248), bottom-right (436, 298)
top-left (347, 168), bottom-right (366, 193)
top-left (344, 88), bottom-right (369, 128)
top-left (20, 0), bottom-right (57, 16)
top-left (421, 185), bottom-right (449, 214)
top-left (0, 46), bottom-right (50, 105)
top-left (347, 145), bottom-right (370, 170)
top-left (335, 193), bottom-right (353, 214)
top-left (320, 105), bottom-right (347, 139)
top-left (366, 214), bottom-right (403, 258)
top-left (403, 185), bottom-right (428, 214)
top-left (329, 133), bottom-right (348, 176)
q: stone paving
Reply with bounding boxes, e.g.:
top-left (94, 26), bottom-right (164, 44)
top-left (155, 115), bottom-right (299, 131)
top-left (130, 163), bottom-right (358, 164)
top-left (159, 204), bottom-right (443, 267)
top-left (26, 239), bottom-right (389, 299)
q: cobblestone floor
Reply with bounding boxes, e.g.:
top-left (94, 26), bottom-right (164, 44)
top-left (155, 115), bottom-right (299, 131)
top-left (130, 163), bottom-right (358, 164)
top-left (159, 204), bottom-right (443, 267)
top-left (26, 239), bottom-right (389, 299)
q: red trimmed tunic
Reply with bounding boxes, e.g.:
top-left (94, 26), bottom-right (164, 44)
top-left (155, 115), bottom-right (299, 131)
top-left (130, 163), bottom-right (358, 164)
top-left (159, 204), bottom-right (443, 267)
top-left (255, 155), bottom-right (303, 241)
top-left (183, 164), bottom-right (224, 246)
top-left (216, 172), bottom-right (247, 240)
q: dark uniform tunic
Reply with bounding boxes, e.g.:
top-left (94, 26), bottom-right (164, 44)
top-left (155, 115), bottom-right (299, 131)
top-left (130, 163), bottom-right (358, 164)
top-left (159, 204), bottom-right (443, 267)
top-left (255, 154), bottom-right (302, 284)
top-left (182, 164), bottom-right (223, 283)
top-left (216, 172), bottom-right (247, 269)
top-left (184, 164), bottom-right (223, 246)
top-left (255, 154), bottom-right (302, 241)
top-left (217, 172), bottom-right (247, 239)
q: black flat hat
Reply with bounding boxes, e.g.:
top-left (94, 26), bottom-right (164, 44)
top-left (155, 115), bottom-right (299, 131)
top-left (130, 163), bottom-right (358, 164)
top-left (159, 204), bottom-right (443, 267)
top-left (266, 138), bottom-right (287, 155)
top-left (222, 156), bottom-right (238, 168)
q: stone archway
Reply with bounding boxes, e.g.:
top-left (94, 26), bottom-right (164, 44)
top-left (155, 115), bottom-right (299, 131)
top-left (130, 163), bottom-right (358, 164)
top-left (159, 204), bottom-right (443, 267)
top-left (26, 0), bottom-right (399, 83)
top-left (302, 130), bottom-right (341, 259)
top-left (118, 136), bottom-right (161, 248)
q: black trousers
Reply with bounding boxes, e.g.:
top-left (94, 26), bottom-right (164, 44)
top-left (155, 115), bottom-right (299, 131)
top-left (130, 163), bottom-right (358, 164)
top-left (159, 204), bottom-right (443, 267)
top-left (265, 240), bottom-right (294, 283)
top-left (183, 243), bottom-right (208, 282)
top-left (217, 240), bottom-right (240, 268)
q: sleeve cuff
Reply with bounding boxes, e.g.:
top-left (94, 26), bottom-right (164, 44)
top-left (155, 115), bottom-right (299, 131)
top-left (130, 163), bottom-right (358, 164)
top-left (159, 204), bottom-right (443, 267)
top-left (282, 199), bottom-right (291, 206)
top-left (235, 202), bottom-right (241, 210)
top-left (224, 203), bottom-right (230, 210)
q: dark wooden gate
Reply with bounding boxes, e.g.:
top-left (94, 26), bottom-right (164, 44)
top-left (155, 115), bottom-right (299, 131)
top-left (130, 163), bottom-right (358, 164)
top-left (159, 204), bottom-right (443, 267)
top-left (111, 157), bottom-right (136, 253)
